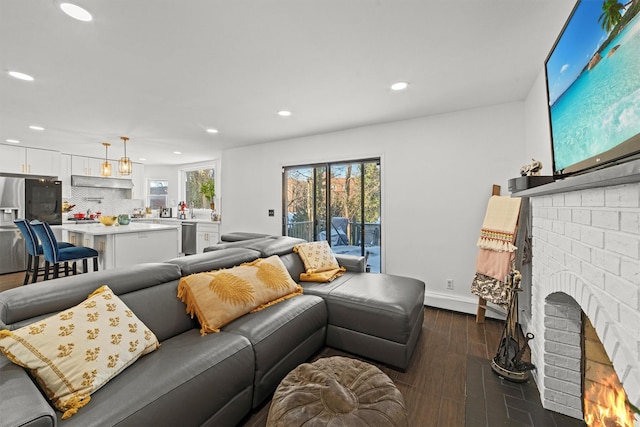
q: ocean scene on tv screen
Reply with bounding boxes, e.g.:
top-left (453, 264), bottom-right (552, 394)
top-left (546, 0), bottom-right (640, 171)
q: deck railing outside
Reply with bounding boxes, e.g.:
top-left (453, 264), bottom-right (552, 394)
top-left (286, 220), bottom-right (380, 247)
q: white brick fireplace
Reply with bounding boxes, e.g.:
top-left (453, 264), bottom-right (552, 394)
top-left (517, 160), bottom-right (640, 423)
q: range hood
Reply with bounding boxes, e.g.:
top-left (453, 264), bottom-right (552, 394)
top-left (71, 175), bottom-right (133, 189)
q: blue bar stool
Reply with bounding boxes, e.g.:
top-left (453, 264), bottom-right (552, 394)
top-left (30, 221), bottom-right (99, 280)
top-left (14, 219), bottom-right (76, 284)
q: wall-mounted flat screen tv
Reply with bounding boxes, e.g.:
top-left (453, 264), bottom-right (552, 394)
top-left (545, 0), bottom-right (640, 177)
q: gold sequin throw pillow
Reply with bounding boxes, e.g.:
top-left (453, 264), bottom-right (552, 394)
top-left (0, 285), bottom-right (159, 419)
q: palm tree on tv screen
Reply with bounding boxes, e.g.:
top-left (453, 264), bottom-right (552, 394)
top-left (598, 0), bottom-right (635, 33)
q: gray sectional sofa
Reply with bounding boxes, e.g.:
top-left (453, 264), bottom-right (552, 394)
top-left (0, 236), bottom-right (425, 427)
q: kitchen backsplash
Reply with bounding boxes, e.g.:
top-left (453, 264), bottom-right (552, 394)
top-left (66, 186), bottom-right (144, 217)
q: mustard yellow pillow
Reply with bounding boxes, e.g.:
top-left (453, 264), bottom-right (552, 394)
top-left (177, 255), bottom-right (303, 335)
top-left (0, 286), bottom-right (159, 419)
top-left (294, 241), bottom-right (346, 282)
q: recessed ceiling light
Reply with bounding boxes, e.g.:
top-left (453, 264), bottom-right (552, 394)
top-left (206, 128), bottom-right (219, 134)
top-left (6, 139), bottom-right (20, 144)
top-left (139, 158), bottom-right (146, 161)
top-left (278, 110), bottom-right (292, 117)
top-left (173, 151), bottom-right (182, 155)
top-left (8, 71), bottom-right (34, 81)
top-left (391, 82), bottom-right (409, 91)
top-left (29, 125), bottom-right (45, 131)
top-left (60, 3), bottom-right (92, 21)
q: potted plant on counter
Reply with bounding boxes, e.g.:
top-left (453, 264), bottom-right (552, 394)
top-left (199, 179), bottom-right (216, 210)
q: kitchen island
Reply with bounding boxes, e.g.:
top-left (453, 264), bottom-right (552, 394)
top-left (62, 222), bottom-right (180, 271)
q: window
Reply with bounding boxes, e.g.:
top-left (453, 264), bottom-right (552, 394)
top-left (182, 165), bottom-right (216, 209)
top-left (148, 180), bottom-right (168, 209)
top-left (283, 158), bottom-right (381, 272)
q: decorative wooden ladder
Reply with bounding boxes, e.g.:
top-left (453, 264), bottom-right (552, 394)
top-left (476, 184), bottom-right (502, 324)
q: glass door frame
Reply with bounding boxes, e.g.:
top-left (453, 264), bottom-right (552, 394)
top-left (282, 157), bottom-right (381, 272)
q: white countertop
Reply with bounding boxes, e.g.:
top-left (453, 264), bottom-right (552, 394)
top-left (131, 218), bottom-right (220, 224)
top-left (62, 222), bottom-right (180, 235)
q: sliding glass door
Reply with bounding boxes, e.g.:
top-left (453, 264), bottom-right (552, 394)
top-left (283, 158), bottom-right (381, 272)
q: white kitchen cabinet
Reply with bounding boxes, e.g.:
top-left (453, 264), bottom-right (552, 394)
top-left (131, 162), bottom-right (145, 199)
top-left (63, 223), bottom-right (179, 270)
top-left (196, 222), bottom-right (219, 254)
top-left (71, 155), bottom-right (103, 176)
top-left (113, 230), bottom-right (178, 268)
top-left (60, 154), bottom-right (72, 198)
top-left (0, 145), bottom-right (60, 176)
top-left (132, 218), bottom-right (182, 252)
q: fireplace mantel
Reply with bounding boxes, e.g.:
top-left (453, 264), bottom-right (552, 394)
top-left (512, 158), bottom-right (640, 197)
top-left (511, 157), bottom-right (640, 421)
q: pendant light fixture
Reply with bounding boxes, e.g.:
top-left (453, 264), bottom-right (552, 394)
top-left (101, 142), bottom-right (112, 177)
top-left (118, 136), bottom-right (132, 175)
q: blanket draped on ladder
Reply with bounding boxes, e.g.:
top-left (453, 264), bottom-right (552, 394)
top-left (471, 196), bottom-right (522, 306)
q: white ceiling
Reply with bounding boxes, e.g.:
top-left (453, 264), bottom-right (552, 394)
top-left (1, 0), bottom-right (576, 166)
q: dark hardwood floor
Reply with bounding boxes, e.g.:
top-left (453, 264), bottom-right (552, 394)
top-left (240, 305), bottom-right (506, 426)
top-left (1, 271), bottom-right (36, 291)
top-left (1, 271), bottom-right (540, 426)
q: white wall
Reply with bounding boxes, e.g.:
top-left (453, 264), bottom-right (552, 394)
top-left (145, 164), bottom-right (181, 212)
top-left (145, 157), bottom-right (221, 216)
top-left (524, 69), bottom-right (553, 172)
top-left (221, 102), bottom-right (526, 314)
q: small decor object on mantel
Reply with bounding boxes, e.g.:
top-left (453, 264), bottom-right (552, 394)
top-left (509, 159), bottom-right (554, 192)
top-left (519, 158), bottom-right (543, 176)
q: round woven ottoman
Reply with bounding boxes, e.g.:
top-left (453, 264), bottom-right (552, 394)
top-left (266, 356), bottom-right (408, 426)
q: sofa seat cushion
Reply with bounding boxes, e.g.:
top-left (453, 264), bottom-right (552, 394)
top-left (55, 330), bottom-right (255, 427)
top-left (222, 295), bottom-right (327, 407)
top-left (0, 286), bottom-right (160, 419)
top-left (322, 274), bottom-right (425, 345)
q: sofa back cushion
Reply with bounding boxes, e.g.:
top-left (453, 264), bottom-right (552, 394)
top-left (119, 280), bottom-right (196, 342)
top-left (166, 248), bottom-right (261, 276)
top-left (280, 252), bottom-right (306, 280)
top-left (243, 236), bottom-right (307, 257)
top-left (0, 263), bottom-right (182, 330)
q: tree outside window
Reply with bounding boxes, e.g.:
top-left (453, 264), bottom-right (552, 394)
top-left (185, 168), bottom-right (215, 209)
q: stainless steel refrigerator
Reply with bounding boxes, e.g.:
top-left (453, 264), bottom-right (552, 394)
top-left (0, 177), bottom-right (26, 274)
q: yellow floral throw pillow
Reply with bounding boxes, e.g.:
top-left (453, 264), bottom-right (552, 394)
top-left (293, 241), bottom-right (346, 282)
top-left (0, 285), bottom-right (159, 419)
top-left (177, 255), bottom-right (303, 335)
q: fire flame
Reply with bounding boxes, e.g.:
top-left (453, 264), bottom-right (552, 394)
top-left (584, 374), bottom-right (636, 427)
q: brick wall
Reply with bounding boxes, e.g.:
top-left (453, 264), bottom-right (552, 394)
top-left (527, 182), bottom-right (640, 420)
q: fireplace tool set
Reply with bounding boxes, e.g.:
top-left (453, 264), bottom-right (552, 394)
top-left (491, 269), bottom-right (536, 382)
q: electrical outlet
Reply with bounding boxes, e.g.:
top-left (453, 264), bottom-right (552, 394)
top-left (446, 279), bottom-right (454, 290)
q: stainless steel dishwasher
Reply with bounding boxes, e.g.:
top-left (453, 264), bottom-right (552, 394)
top-left (181, 221), bottom-right (197, 255)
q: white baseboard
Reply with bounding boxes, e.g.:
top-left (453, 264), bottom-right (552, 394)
top-left (423, 291), bottom-right (506, 320)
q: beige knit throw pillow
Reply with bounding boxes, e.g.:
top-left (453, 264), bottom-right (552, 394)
top-left (0, 285), bottom-right (159, 419)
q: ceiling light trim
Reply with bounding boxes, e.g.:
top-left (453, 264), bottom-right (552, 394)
top-left (8, 71), bottom-right (34, 81)
top-left (391, 82), bottom-right (409, 91)
top-left (60, 3), bottom-right (93, 21)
